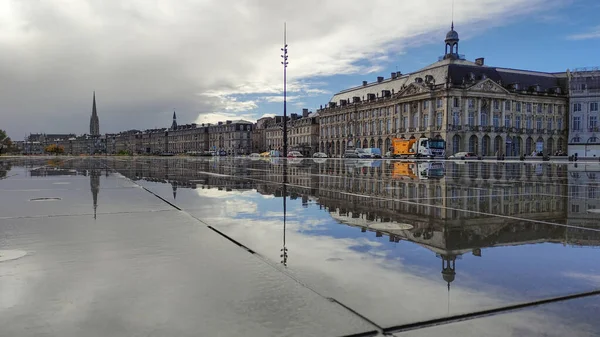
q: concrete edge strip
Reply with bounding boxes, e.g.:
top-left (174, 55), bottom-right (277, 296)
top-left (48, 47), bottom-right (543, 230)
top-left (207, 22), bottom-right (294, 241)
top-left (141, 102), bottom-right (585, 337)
top-left (206, 225), bottom-right (256, 254)
top-left (140, 186), bottom-right (182, 210)
top-left (383, 289), bottom-right (600, 334)
top-left (336, 330), bottom-right (381, 337)
top-left (328, 298), bottom-right (384, 333)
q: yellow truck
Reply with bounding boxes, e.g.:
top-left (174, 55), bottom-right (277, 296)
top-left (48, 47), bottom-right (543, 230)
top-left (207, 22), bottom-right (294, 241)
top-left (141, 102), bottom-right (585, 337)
top-left (391, 137), bottom-right (446, 159)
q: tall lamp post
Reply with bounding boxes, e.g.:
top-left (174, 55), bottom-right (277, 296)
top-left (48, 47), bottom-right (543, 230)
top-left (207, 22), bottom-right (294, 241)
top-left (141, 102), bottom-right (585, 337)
top-left (281, 23), bottom-right (288, 158)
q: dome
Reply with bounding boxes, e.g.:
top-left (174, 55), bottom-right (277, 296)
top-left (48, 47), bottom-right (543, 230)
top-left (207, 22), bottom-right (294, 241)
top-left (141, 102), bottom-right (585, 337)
top-left (446, 29), bottom-right (459, 41)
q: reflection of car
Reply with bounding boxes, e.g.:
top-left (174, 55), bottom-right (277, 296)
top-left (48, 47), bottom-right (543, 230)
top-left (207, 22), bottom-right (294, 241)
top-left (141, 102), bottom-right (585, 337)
top-left (313, 152), bottom-right (328, 158)
top-left (312, 158), bottom-right (327, 164)
top-left (449, 152), bottom-right (477, 160)
top-left (260, 152), bottom-right (270, 157)
top-left (249, 153), bottom-right (260, 157)
top-left (288, 151), bottom-right (303, 158)
top-left (288, 158), bottom-right (304, 165)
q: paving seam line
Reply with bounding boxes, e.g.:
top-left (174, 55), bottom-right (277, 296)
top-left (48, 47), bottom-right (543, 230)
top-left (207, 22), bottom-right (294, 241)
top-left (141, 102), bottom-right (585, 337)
top-left (99, 160), bottom-right (385, 334)
top-left (383, 288), bottom-right (600, 334)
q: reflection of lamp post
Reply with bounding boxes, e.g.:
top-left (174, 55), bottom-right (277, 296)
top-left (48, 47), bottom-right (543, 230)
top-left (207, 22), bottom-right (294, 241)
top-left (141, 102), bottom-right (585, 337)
top-left (281, 23), bottom-right (289, 158)
top-left (280, 163), bottom-right (288, 267)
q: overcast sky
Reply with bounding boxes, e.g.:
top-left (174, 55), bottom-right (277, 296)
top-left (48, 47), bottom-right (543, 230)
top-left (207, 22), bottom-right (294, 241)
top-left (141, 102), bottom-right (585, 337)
top-left (1, 0), bottom-right (596, 139)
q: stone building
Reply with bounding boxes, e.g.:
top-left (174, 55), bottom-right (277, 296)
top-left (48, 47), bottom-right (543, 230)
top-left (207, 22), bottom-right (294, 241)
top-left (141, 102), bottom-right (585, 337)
top-left (168, 124), bottom-right (209, 154)
top-left (251, 116), bottom-right (274, 153)
top-left (289, 109), bottom-right (320, 156)
top-left (567, 68), bottom-right (600, 157)
top-left (265, 116), bottom-right (285, 153)
top-left (318, 24), bottom-right (569, 157)
top-left (208, 120), bottom-right (253, 155)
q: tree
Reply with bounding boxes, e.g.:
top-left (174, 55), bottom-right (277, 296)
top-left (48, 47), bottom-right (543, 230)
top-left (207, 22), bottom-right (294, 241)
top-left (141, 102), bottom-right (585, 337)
top-left (0, 129), bottom-right (9, 155)
top-left (44, 144), bottom-right (65, 155)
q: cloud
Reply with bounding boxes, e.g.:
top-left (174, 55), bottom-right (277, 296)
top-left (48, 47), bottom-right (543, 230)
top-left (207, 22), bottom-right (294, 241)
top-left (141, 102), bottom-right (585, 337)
top-left (0, 0), bottom-right (556, 139)
top-left (567, 25), bottom-right (600, 40)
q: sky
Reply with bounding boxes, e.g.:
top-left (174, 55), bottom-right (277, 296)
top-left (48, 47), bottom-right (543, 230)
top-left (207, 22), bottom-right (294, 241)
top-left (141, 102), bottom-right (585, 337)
top-left (1, 0), bottom-right (599, 140)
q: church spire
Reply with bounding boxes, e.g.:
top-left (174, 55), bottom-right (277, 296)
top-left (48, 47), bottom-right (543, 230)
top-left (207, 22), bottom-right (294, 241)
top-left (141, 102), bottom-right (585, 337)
top-left (90, 91), bottom-right (100, 136)
top-left (171, 110), bottom-right (178, 130)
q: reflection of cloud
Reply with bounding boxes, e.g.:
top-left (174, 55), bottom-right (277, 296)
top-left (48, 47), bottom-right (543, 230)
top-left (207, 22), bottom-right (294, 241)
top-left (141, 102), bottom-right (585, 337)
top-left (224, 199), bottom-right (257, 216)
top-left (195, 188), bottom-right (255, 199)
top-left (200, 214), bottom-right (595, 334)
top-left (263, 211), bottom-right (297, 217)
top-left (563, 272), bottom-right (600, 286)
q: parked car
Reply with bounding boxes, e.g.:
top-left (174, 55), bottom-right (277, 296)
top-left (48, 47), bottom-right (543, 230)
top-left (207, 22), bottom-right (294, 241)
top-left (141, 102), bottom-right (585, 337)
top-left (287, 151), bottom-right (303, 158)
top-left (344, 148), bottom-right (370, 159)
top-left (363, 148), bottom-right (382, 158)
top-left (313, 152), bottom-right (328, 158)
top-left (448, 152), bottom-right (477, 160)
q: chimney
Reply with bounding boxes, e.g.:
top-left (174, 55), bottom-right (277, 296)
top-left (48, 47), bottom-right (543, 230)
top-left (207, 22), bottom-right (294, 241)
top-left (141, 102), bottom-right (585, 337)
top-left (475, 57), bottom-right (485, 66)
top-left (302, 108), bottom-right (309, 117)
top-left (391, 72), bottom-right (397, 79)
top-left (291, 113), bottom-right (298, 120)
top-left (377, 76), bottom-right (384, 83)
top-left (362, 80), bottom-right (368, 86)
top-left (396, 71), bottom-right (402, 77)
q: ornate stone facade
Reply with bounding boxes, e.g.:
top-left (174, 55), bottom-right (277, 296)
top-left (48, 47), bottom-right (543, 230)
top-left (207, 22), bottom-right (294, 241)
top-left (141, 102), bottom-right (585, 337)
top-left (567, 68), bottom-right (600, 157)
top-left (317, 25), bottom-right (569, 157)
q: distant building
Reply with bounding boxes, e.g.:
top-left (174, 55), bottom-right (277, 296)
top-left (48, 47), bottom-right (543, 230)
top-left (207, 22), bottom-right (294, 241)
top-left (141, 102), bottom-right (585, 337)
top-left (289, 109), bottom-right (320, 156)
top-left (252, 116), bottom-right (274, 153)
top-left (208, 120), bottom-right (253, 155)
top-left (567, 68), bottom-right (600, 157)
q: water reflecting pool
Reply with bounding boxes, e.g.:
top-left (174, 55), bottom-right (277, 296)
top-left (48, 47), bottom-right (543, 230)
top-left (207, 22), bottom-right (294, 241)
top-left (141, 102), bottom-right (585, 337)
top-left (1, 157), bottom-right (599, 335)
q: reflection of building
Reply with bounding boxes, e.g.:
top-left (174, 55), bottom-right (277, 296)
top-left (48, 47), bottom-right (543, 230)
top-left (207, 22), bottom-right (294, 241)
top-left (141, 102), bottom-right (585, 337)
top-left (318, 24), bottom-right (568, 158)
top-left (567, 68), bottom-right (600, 157)
top-left (567, 163), bottom-right (600, 245)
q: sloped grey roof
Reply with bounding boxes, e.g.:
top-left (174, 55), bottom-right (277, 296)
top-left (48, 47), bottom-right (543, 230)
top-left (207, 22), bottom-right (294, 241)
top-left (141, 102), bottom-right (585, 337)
top-left (329, 58), bottom-right (567, 103)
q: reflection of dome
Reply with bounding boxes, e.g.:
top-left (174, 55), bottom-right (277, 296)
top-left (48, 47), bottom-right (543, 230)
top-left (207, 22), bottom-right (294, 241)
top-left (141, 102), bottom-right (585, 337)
top-left (446, 29), bottom-right (459, 41)
top-left (442, 269), bottom-right (456, 283)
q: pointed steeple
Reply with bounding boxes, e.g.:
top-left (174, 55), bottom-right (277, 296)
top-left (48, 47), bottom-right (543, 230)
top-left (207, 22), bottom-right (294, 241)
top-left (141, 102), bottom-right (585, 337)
top-left (90, 91), bottom-right (100, 136)
top-left (171, 110), bottom-right (178, 130)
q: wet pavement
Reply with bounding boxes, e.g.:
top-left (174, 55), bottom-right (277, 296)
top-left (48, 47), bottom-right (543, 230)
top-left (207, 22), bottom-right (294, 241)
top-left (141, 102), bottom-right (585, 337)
top-left (1, 156), bottom-right (599, 336)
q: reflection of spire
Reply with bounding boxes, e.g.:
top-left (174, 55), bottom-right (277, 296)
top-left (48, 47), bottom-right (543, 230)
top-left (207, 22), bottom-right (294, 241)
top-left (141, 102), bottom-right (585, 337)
top-left (171, 181), bottom-right (178, 200)
top-left (90, 168), bottom-right (100, 219)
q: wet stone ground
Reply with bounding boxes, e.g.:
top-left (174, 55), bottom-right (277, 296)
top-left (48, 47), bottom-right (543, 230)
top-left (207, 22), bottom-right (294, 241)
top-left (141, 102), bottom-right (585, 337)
top-left (0, 156), bottom-right (599, 336)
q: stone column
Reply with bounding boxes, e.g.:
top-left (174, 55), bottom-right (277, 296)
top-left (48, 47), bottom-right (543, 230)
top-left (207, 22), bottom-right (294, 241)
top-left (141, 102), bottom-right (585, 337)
top-left (477, 98), bottom-right (482, 126)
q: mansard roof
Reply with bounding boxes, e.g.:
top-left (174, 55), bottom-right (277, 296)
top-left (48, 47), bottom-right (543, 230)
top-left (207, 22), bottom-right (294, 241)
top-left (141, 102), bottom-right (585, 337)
top-left (329, 58), bottom-right (568, 104)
